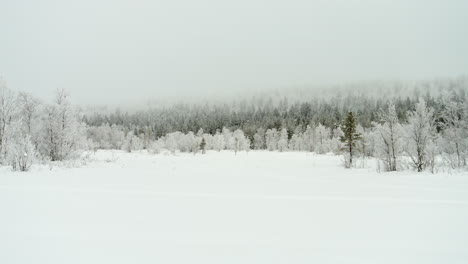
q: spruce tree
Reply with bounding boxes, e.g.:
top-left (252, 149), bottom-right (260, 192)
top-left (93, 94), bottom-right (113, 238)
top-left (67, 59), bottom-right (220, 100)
top-left (200, 138), bottom-right (206, 154)
top-left (340, 112), bottom-right (362, 168)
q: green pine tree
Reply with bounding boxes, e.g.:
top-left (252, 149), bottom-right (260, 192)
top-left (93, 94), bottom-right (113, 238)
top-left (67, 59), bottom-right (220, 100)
top-left (200, 138), bottom-right (206, 154)
top-left (340, 112), bottom-right (362, 168)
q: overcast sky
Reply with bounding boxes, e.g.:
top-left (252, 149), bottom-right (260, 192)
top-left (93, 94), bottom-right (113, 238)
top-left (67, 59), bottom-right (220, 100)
top-left (1, 0), bottom-right (467, 105)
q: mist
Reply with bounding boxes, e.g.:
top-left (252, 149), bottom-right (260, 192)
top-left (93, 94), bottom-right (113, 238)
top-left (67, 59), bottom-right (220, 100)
top-left (1, 0), bottom-right (467, 106)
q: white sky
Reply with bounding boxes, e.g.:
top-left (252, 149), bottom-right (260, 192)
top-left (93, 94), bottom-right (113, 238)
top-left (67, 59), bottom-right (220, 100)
top-left (1, 0), bottom-right (467, 105)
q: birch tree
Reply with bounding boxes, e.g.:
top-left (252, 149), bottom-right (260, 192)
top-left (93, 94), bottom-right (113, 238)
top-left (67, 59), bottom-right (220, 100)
top-left (0, 80), bottom-right (19, 161)
top-left (404, 99), bottom-right (435, 172)
top-left (439, 97), bottom-right (467, 168)
top-left (374, 103), bottom-right (403, 171)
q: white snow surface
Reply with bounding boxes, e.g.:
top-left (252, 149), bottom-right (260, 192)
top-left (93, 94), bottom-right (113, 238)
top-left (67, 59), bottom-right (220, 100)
top-left (1, 150), bottom-right (468, 264)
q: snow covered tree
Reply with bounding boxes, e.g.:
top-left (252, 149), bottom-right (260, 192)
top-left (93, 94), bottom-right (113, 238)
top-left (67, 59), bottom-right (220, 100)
top-left (302, 125), bottom-right (315, 152)
top-left (253, 128), bottom-right (266, 150)
top-left (165, 133), bottom-right (178, 154)
top-left (18, 92), bottom-right (40, 136)
top-left (439, 96), bottom-right (467, 169)
top-left (233, 129), bottom-right (250, 154)
top-left (340, 112), bottom-right (361, 168)
top-left (373, 103), bottom-right (403, 171)
top-left (196, 128), bottom-right (204, 137)
top-left (289, 126), bottom-right (304, 151)
top-left (0, 80), bottom-right (19, 162)
top-left (40, 90), bottom-right (88, 161)
top-left (110, 125), bottom-right (125, 149)
top-left (403, 99), bottom-right (435, 172)
top-left (186, 131), bottom-right (200, 153)
top-left (425, 137), bottom-right (441, 174)
top-left (223, 128), bottom-right (235, 150)
top-left (201, 133), bottom-right (213, 150)
top-left (314, 123), bottom-right (330, 154)
top-left (2, 116), bottom-right (35, 171)
top-left (356, 125), bottom-right (370, 157)
top-left (277, 128), bottom-right (288, 152)
top-left (141, 126), bottom-right (154, 150)
top-left (178, 132), bottom-right (191, 152)
top-left (332, 126), bottom-right (344, 140)
top-left (212, 130), bottom-right (225, 152)
top-left (265, 128), bottom-right (278, 151)
top-left (330, 127), bottom-right (344, 155)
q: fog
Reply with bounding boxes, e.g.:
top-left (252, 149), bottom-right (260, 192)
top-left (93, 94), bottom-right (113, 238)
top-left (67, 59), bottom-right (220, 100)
top-left (1, 0), bottom-right (467, 106)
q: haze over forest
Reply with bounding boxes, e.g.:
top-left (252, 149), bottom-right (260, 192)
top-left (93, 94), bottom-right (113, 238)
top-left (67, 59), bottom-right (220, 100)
top-left (1, 0), bottom-right (468, 106)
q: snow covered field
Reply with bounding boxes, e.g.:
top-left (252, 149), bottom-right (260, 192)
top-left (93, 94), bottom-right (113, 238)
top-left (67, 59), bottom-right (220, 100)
top-left (1, 150), bottom-right (468, 264)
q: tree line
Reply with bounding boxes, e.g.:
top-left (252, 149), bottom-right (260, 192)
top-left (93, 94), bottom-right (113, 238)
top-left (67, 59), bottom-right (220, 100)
top-left (0, 80), bottom-right (88, 171)
top-left (1, 77), bottom-right (467, 172)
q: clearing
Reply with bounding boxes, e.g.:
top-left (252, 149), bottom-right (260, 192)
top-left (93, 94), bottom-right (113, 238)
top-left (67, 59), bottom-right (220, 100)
top-left (1, 150), bottom-right (468, 263)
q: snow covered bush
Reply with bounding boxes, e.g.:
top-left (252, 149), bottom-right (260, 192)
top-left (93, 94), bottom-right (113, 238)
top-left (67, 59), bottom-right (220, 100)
top-left (7, 134), bottom-right (36, 172)
top-left (122, 131), bottom-right (143, 153)
top-left (180, 131), bottom-right (200, 153)
top-left (87, 124), bottom-right (125, 150)
top-left (149, 139), bottom-right (165, 154)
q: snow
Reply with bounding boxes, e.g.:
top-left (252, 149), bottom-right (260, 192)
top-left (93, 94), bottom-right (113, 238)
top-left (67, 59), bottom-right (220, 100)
top-left (1, 150), bottom-right (468, 264)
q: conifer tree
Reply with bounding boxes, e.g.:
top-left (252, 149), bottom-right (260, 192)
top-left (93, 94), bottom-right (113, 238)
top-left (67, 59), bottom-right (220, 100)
top-left (340, 112), bottom-right (362, 168)
top-left (200, 138), bottom-right (206, 154)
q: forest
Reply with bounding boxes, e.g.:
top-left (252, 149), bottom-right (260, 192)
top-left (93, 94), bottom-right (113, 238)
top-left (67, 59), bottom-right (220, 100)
top-left (1, 76), bottom-right (467, 172)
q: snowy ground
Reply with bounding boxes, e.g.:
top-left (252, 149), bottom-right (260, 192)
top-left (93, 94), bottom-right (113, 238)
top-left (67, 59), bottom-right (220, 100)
top-left (1, 150), bottom-right (468, 264)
